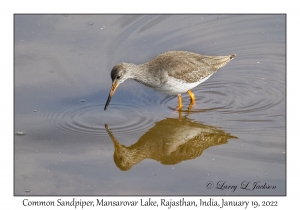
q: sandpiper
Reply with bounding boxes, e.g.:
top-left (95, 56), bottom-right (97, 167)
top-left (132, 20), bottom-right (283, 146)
top-left (104, 51), bottom-right (236, 110)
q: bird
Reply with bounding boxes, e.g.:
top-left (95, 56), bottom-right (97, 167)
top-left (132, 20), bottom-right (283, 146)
top-left (104, 51), bottom-right (236, 110)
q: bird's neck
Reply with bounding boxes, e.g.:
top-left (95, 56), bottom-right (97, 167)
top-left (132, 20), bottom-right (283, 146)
top-left (127, 62), bottom-right (161, 89)
top-left (127, 63), bottom-right (150, 83)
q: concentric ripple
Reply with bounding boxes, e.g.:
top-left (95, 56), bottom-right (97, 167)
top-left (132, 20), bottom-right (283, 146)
top-left (46, 102), bottom-right (155, 137)
top-left (143, 72), bottom-right (284, 118)
top-left (199, 80), bottom-right (284, 115)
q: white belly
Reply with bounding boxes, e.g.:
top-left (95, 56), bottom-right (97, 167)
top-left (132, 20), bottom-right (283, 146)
top-left (156, 74), bottom-right (213, 95)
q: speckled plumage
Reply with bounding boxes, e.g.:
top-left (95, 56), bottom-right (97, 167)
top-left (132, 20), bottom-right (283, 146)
top-left (143, 51), bottom-right (235, 83)
top-left (104, 51), bottom-right (236, 110)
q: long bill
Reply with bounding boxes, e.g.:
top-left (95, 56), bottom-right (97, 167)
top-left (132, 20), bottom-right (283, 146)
top-left (104, 82), bottom-right (119, 110)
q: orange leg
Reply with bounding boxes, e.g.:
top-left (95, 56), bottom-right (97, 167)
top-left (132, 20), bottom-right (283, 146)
top-left (187, 90), bottom-right (195, 104)
top-left (178, 109), bottom-right (182, 119)
top-left (177, 94), bottom-right (183, 109)
top-left (187, 90), bottom-right (195, 110)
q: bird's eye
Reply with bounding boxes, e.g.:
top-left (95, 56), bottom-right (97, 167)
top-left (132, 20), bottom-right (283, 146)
top-left (116, 76), bottom-right (121, 79)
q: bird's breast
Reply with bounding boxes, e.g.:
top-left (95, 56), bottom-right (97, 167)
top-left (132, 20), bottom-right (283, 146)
top-left (133, 68), bottom-right (213, 95)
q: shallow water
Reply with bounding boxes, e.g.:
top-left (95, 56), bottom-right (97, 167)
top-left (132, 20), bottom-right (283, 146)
top-left (14, 14), bottom-right (285, 195)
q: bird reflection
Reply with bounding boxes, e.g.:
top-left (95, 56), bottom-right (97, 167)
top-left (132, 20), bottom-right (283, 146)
top-left (105, 116), bottom-right (237, 171)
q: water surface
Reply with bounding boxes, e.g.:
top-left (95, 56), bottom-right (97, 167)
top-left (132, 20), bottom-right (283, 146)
top-left (14, 14), bottom-right (285, 195)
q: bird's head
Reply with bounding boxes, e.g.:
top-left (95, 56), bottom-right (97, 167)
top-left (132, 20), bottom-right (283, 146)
top-left (104, 63), bottom-right (132, 110)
